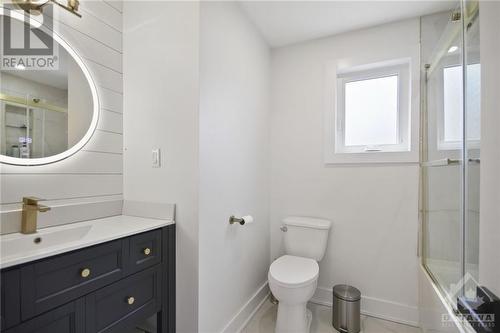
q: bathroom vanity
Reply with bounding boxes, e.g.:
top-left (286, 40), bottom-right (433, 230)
top-left (0, 7), bottom-right (177, 333)
top-left (0, 216), bottom-right (175, 333)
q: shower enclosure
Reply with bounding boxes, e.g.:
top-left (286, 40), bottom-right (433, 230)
top-left (0, 95), bottom-right (68, 159)
top-left (421, 0), bottom-right (480, 309)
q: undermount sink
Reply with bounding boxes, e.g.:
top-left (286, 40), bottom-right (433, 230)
top-left (1, 224), bottom-right (92, 260)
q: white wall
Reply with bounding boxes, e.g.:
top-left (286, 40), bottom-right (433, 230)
top-left (0, 0), bottom-right (123, 232)
top-left (122, 2), bottom-right (200, 333)
top-left (198, 2), bottom-right (270, 332)
top-left (479, 0), bottom-right (500, 297)
top-left (270, 19), bottom-right (421, 325)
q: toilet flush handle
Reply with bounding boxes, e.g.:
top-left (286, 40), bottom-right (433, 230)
top-left (280, 225), bottom-right (287, 232)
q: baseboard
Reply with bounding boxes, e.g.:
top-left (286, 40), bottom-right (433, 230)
top-left (310, 286), bottom-right (419, 327)
top-left (221, 281), bottom-right (270, 333)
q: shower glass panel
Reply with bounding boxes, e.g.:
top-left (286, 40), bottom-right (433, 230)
top-left (421, 0), bottom-right (480, 308)
top-left (0, 97), bottom-right (68, 159)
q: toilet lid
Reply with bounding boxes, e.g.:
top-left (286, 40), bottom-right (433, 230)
top-left (269, 255), bottom-right (319, 287)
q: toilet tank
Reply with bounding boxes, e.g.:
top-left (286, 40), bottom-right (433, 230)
top-left (283, 216), bottom-right (332, 262)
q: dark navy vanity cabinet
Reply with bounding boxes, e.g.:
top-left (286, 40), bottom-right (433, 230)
top-left (0, 225), bottom-right (175, 333)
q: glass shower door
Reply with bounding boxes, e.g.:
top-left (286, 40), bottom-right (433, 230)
top-left (421, 0), bottom-right (481, 309)
top-left (422, 1), bottom-right (463, 308)
top-left (0, 98), bottom-right (68, 159)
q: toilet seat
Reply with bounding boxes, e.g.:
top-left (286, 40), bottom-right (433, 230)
top-left (269, 255), bottom-right (319, 288)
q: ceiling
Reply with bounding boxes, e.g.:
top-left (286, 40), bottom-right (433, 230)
top-left (239, 1), bottom-right (455, 48)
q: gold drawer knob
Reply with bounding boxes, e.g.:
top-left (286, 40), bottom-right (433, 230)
top-left (143, 248), bottom-right (152, 256)
top-left (127, 296), bottom-right (135, 305)
top-left (80, 268), bottom-right (91, 278)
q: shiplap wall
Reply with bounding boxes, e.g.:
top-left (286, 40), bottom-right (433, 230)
top-left (0, 0), bottom-right (123, 233)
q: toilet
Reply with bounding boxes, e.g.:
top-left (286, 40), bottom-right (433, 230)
top-left (269, 216), bottom-right (332, 333)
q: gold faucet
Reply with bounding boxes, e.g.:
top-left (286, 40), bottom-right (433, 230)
top-left (21, 197), bottom-right (51, 234)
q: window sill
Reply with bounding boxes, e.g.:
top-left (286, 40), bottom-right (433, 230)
top-left (324, 150), bottom-right (419, 165)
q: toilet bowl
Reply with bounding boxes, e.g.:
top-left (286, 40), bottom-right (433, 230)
top-left (269, 255), bottom-right (319, 333)
top-left (269, 217), bottom-right (331, 333)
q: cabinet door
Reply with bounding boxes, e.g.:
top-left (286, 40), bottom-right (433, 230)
top-left (85, 266), bottom-right (161, 333)
top-left (3, 299), bottom-right (84, 333)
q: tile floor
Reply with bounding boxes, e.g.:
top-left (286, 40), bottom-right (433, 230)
top-left (131, 298), bottom-right (422, 333)
top-left (243, 299), bottom-right (422, 333)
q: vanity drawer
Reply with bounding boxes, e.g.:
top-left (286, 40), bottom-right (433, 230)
top-left (20, 239), bottom-right (127, 320)
top-left (3, 299), bottom-right (84, 333)
top-left (85, 266), bottom-right (161, 333)
top-left (128, 229), bottom-right (161, 274)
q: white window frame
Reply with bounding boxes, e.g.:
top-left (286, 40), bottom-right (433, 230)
top-left (324, 58), bottom-right (418, 164)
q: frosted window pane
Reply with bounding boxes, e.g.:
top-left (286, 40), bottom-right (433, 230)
top-left (443, 66), bottom-right (464, 142)
top-left (466, 63), bottom-right (481, 141)
top-left (443, 64), bottom-right (481, 142)
top-left (344, 75), bottom-right (399, 146)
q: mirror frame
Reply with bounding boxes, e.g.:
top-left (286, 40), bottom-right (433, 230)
top-left (0, 8), bottom-right (100, 166)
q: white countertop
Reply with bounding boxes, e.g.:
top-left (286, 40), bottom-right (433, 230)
top-left (0, 215), bottom-right (174, 269)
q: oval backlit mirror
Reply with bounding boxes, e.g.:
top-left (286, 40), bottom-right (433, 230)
top-left (0, 8), bottom-right (99, 166)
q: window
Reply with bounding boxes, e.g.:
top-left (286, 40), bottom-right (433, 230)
top-left (324, 59), bottom-right (415, 164)
top-left (439, 63), bottom-right (481, 150)
top-left (344, 75), bottom-right (399, 147)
